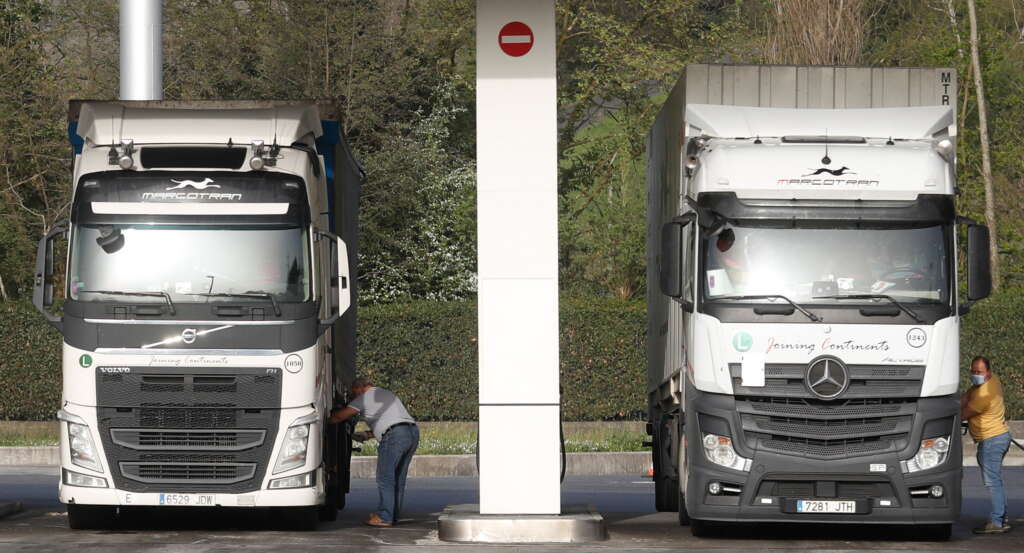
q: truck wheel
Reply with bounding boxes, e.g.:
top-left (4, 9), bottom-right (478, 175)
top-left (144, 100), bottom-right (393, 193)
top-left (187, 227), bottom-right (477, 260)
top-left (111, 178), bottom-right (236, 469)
top-left (690, 519), bottom-right (715, 537)
top-left (652, 418), bottom-right (679, 512)
top-left (919, 523), bottom-right (952, 541)
top-left (67, 504), bottom-right (116, 530)
top-left (278, 506), bottom-right (319, 531)
top-left (677, 490), bottom-right (690, 526)
top-left (318, 489), bottom-right (339, 522)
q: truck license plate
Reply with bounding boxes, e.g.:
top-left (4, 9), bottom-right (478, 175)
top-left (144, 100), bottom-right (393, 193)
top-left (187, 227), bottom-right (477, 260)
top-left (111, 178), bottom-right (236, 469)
top-left (796, 500), bottom-right (856, 513)
top-left (159, 493), bottom-right (216, 506)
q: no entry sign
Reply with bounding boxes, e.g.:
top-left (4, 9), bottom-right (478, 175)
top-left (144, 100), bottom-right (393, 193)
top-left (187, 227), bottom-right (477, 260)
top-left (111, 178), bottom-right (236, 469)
top-left (498, 21), bottom-right (534, 57)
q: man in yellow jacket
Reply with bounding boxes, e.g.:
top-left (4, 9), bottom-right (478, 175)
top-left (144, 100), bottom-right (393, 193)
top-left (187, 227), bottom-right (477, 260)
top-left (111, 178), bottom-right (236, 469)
top-left (961, 356), bottom-right (1012, 534)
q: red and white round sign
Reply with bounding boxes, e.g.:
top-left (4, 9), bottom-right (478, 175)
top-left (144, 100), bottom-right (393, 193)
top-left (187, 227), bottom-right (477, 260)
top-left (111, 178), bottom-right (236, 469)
top-left (498, 21), bottom-right (534, 57)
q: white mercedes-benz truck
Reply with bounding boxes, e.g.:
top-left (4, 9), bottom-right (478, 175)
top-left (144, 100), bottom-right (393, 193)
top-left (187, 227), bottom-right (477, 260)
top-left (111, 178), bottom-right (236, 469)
top-left (32, 101), bottom-right (362, 530)
top-left (646, 65), bottom-right (992, 538)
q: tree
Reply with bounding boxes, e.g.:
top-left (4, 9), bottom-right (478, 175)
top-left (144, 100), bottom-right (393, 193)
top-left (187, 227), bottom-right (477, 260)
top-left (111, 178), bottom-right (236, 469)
top-left (966, 0), bottom-right (1000, 289)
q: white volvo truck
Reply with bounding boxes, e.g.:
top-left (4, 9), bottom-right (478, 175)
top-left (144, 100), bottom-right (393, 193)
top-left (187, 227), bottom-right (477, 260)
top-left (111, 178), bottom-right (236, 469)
top-left (32, 101), bottom-right (363, 529)
top-left (646, 65), bottom-right (992, 538)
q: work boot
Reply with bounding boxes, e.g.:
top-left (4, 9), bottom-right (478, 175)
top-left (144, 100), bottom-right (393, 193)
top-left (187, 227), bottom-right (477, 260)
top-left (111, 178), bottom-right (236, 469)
top-left (364, 513), bottom-right (393, 527)
top-left (972, 521), bottom-right (1011, 534)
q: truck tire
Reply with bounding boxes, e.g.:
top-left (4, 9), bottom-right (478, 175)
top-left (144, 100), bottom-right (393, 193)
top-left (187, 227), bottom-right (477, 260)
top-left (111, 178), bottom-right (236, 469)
top-left (318, 490), bottom-right (339, 522)
top-left (677, 490), bottom-right (690, 526)
top-left (653, 415), bottom-right (679, 512)
top-left (278, 506), bottom-right (319, 531)
top-left (67, 504), bottom-right (116, 530)
top-left (919, 523), bottom-right (952, 541)
top-left (689, 518), bottom-right (716, 538)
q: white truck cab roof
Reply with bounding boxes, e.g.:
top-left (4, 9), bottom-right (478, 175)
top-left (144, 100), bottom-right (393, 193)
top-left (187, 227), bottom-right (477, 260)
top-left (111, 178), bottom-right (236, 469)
top-left (76, 102), bottom-right (323, 146)
top-left (686, 105), bottom-right (956, 201)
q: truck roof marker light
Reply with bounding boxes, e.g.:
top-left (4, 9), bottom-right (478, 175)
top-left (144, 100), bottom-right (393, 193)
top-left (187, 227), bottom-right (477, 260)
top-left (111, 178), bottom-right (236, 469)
top-left (933, 138), bottom-right (954, 160)
top-left (110, 140), bottom-right (135, 170)
top-left (249, 140), bottom-right (266, 170)
top-left (249, 140), bottom-right (280, 171)
top-left (685, 155), bottom-right (700, 176)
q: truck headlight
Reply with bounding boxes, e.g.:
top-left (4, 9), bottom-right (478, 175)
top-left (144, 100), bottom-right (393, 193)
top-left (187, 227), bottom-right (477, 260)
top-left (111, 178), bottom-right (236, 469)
top-left (67, 422), bottom-right (102, 473)
top-left (269, 470), bottom-right (316, 489)
top-left (902, 436), bottom-right (950, 473)
top-left (702, 433), bottom-right (752, 472)
top-left (63, 468), bottom-right (107, 488)
top-left (274, 419), bottom-right (312, 474)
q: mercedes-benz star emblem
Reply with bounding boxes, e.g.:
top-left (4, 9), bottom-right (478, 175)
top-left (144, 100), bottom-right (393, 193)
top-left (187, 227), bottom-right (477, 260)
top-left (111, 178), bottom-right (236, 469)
top-left (805, 357), bottom-right (849, 400)
top-left (181, 328), bottom-right (198, 345)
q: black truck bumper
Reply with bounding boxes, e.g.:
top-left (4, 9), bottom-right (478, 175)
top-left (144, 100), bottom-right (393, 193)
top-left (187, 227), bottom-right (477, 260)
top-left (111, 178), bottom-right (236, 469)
top-left (685, 391), bottom-right (962, 525)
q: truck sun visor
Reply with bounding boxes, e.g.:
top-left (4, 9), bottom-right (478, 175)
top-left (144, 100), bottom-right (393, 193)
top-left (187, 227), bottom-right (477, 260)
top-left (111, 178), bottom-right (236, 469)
top-left (90, 202), bottom-right (290, 215)
top-left (72, 170), bottom-right (309, 226)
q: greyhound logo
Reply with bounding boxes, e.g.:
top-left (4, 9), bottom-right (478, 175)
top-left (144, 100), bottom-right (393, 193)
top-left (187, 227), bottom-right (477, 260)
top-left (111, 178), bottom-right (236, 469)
top-left (167, 178), bottom-right (219, 191)
top-left (803, 166), bottom-right (855, 177)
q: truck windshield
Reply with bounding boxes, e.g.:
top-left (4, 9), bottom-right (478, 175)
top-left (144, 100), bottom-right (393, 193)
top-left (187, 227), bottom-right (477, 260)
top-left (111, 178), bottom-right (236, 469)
top-left (702, 224), bottom-right (950, 305)
top-left (69, 225), bottom-right (311, 303)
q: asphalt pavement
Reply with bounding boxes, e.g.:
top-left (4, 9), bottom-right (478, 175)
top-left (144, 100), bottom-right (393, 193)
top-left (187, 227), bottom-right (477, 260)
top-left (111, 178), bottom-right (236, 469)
top-left (0, 466), bottom-right (1022, 552)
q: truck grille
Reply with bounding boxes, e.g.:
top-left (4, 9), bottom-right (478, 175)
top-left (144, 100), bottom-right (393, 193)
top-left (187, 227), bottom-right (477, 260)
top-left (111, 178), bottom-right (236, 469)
top-left (96, 366), bottom-right (282, 493)
top-left (761, 435), bottom-right (900, 457)
top-left (757, 479), bottom-right (896, 500)
top-left (110, 429), bottom-right (266, 451)
top-left (730, 364), bottom-right (924, 400)
top-left (736, 393), bottom-right (917, 459)
top-left (120, 462), bottom-right (256, 484)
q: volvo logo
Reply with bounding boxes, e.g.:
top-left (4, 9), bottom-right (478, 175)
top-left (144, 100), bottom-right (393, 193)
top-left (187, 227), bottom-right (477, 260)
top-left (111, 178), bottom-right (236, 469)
top-left (805, 357), bottom-right (849, 400)
top-left (181, 328), bottom-right (198, 344)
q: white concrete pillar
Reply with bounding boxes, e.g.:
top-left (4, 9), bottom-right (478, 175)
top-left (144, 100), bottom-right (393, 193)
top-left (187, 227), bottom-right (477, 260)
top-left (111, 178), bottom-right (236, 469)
top-left (476, 0), bottom-right (560, 515)
top-left (120, 0), bottom-right (163, 101)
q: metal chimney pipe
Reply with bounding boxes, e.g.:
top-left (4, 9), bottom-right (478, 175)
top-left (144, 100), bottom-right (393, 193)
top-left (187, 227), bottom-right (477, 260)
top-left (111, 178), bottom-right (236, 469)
top-left (120, 0), bottom-right (163, 100)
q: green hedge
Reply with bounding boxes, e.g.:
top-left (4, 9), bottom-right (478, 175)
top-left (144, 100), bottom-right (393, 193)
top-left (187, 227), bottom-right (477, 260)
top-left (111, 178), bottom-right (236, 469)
top-left (0, 302), bottom-right (63, 420)
top-left (958, 286), bottom-right (1024, 421)
top-left (2, 290), bottom-right (1023, 421)
top-left (357, 297), bottom-right (647, 421)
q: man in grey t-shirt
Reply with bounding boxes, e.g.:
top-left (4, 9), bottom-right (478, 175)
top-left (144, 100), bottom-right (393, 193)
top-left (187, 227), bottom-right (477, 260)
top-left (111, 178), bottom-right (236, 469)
top-left (329, 377), bottom-right (418, 527)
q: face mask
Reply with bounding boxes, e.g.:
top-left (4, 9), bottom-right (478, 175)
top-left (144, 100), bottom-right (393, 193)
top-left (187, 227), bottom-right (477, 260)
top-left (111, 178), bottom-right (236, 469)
top-left (971, 374), bottom-right (986, 386)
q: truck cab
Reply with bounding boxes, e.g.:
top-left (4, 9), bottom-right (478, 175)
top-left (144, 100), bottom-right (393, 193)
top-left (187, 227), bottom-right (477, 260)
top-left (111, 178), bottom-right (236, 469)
top-left (33, 101), bottom-right (361, 529)
top-left (646, 65), bottom-right (992, 538)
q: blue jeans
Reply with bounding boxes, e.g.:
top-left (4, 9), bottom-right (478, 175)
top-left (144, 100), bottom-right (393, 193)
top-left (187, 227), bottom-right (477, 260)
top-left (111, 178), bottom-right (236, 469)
top-left (976, 432), bottom-right (1011, 526)
top-left (376, 424), bottom-right (419, 523)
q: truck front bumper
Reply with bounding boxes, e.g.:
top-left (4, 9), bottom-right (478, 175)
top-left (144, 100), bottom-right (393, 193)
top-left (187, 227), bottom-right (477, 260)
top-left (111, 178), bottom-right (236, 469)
top-left (685, 452), bottom-right (961, 524)
top-left (685, 391), bottom-right (962, 525)
top-left (59, 466), bottom-right (325, 508)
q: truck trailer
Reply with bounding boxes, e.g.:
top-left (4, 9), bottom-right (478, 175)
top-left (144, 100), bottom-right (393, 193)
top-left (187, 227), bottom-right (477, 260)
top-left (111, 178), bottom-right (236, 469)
top-left (32, 101), bottom-right (362, 530)
top-left (646, 65), bottom-right (992, 538)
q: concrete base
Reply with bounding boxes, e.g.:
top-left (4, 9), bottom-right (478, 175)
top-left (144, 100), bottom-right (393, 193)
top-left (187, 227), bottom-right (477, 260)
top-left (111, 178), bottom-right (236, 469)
top-left (437, 504), bottom-right (606, 543)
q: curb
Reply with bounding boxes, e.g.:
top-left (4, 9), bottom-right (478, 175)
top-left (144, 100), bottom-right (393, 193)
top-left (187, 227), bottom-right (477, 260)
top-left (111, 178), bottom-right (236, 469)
top-left (0, 501), bottom-right (23, 520)
top-left (1, 446), bottom-right (1020, 473)
top-left (347, 452), bottom-right (653, 479)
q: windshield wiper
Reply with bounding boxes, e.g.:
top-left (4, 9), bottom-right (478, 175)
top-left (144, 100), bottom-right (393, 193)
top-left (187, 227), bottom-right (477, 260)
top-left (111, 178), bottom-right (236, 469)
top-left (77, 289), bottom-right (176, 315)
top-left (813, 294), bottom-right (923, 323)
top-left (708, 294), bottom-right (821, 322)
top-left (197, 292), bottom-right (281, 317)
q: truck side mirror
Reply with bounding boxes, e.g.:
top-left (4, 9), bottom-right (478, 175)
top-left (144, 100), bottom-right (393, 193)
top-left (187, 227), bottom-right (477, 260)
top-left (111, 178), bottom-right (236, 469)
top-left (659, 222), bottom-right (683, 298)
top-left (317, 230), bottom-right (352, 332)
top-left (967, 224), bottom-right (992, 301)
top-left (33, 223), bottom-right (67, 331)
top-left (659, 213), bottom-right (695, 305)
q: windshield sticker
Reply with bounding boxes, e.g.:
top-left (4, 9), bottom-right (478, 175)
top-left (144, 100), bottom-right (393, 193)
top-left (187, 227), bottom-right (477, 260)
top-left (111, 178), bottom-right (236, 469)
top-left (732, 331), bottom-right (753, 352)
